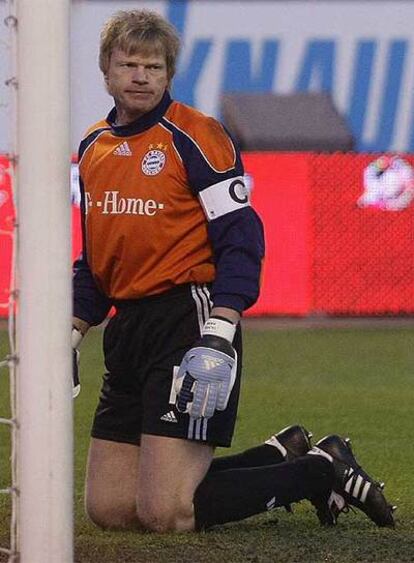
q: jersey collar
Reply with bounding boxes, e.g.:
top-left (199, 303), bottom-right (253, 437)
top-left (106, 90), bottom-right (172, 137)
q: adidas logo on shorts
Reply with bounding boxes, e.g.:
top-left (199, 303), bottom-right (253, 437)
top-left (160, 411), bottom-right (178, 423)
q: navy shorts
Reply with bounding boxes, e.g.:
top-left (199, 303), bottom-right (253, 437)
top-left (91, 283), bottom-right (242, 448)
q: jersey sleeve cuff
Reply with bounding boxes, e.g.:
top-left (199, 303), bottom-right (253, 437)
top-left (73, 303), bottom-right (110, 327)
top-left (212, 294), bottom-right (247, 314)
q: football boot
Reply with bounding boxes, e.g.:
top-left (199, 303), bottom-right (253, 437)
top-left (309, 434), bottom-right (396, 527)
top-left (265, 424), bottom-right (313, 461)
top-left (266, 424), bottom-right (313, 513)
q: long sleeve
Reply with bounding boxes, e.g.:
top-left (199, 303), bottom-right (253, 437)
top-left (72, 168), bottom-right (112, 325)
top-left (73, 252), bottom-right (112, 325)
top-left (164, 114), bottom-right (265, 312)
top-left (207, 205), bottom-right (264, 312)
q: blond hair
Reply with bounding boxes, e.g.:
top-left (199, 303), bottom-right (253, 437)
top-left (99, 10), bottom-right (181, 81)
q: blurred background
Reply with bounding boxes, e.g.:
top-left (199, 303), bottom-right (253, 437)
top-left (1, 0), bottom-right (413, 319)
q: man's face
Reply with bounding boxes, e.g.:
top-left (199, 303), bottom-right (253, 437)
top-left (105, 47), bottom-right (169, 125)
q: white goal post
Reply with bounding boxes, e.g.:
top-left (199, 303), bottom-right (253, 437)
top-left (16, 1), bottom-right (73, 562)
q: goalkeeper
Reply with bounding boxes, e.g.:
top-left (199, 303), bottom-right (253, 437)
top-left (73, 9), bottom-right (394, 533)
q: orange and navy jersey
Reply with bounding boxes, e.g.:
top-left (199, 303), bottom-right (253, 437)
top-left (73, 92), bottom-right (264, 325)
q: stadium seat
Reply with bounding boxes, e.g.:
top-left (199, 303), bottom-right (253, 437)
top-left (221, 92), bottom-right (354, 152)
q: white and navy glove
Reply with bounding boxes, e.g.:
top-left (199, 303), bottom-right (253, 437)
top-left (175, 316), bottom-right (237, 419)
top-left (72, 327), bottom-right (83, 398)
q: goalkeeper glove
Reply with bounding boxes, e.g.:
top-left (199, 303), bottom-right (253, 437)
top-left (72, 327), bottom-right (83, 398)
top-left (175, 316), bottom-right (237, 419)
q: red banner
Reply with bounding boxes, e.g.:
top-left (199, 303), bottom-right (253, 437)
top-left (244, 153), bottom-right (312, 316)
top-left (0, 156), bottom-right (14, 316)
top-left (311, 153), bottom-right (414, 314)
top-left (0, 159), bottom-right (83, 315)
top-left (1, 153), bottom-right (414, 317)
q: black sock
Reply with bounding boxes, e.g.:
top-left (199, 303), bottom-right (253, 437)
top-left (209, 443), bottom-right (285, 473)
top-left (194, 455), bottom-right (334, 530)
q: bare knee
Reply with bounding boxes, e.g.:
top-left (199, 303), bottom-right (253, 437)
top-left (85, 438), bottom-right (141, 530)
top-left (86, 495), bottom-right (138, 530)
top-left (135, 434), bottom-right (213, 532)
top-left (136, 497), bottom-right (195, 533)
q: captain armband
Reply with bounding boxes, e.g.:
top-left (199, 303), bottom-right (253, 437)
top-left (198, 176), bottom-right (250, 221)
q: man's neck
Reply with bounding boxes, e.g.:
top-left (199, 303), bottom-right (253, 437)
top-left (114, 107), bottom-right (144, 126)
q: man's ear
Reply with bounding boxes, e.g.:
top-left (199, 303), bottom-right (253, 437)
top-left (103, 73), bottom-right (111, 94)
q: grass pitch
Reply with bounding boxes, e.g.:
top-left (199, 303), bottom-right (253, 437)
top-left (1, 323), bottom-right (414, 562)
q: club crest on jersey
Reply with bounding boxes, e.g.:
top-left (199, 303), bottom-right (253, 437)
top-left (141, 143), bottom-right (167, 176)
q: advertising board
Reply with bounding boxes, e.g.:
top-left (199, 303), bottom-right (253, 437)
top-left (2, 151), bottom-right (413, 317)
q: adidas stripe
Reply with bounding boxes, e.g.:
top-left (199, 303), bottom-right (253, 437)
top-left (344, 468), bottom-right (372, 502)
